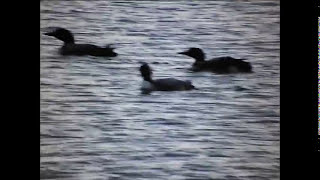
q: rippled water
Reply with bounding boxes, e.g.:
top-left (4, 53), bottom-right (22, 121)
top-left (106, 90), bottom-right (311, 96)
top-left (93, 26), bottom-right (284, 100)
top-left (40, 1), bottom-right (280, 179)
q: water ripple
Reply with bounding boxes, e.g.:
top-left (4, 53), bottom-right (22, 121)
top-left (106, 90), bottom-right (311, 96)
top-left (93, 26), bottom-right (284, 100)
top-left (41, 0), bottom-right (279, 179)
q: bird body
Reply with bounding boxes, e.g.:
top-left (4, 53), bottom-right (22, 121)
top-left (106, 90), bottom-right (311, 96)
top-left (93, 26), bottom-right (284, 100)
top-left (179, 48), bottom-right (252, 73)
top-left (139, 63), bottom-right (195, 92)
top-left (44, 27), bottom-right (117, 57)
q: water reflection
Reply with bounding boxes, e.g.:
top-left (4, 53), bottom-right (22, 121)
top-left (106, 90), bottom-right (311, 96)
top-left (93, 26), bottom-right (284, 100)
top-left (41, 1), bottom-right (279, 179)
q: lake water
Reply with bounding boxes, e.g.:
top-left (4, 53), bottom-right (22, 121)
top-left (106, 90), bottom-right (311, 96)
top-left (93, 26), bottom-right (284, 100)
top-left (40, 1), bottom-right (280, 179)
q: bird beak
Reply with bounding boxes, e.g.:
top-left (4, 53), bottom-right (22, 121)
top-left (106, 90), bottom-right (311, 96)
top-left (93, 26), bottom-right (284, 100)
top-left (178, 51), bottom-right (187, 55)
top-left (43, 27), bottom-right (58, 36)
top-left (44, 32), bottom-right (54, 36)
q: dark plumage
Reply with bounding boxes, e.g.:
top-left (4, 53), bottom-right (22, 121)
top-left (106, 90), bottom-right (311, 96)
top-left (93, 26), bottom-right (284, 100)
top-left (44, 27), bottom-right (117, 57)
top-left (178, 48), bottom-right (252, 73)
top-left (139, 63), bottom-right (195, 92)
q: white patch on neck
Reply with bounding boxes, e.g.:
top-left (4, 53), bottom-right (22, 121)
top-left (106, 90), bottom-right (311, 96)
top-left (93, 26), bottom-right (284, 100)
top-left (141, 80), bottom-right (154, 90)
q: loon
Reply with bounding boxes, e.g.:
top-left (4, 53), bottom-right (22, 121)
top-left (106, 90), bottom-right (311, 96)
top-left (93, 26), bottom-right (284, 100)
top-left (44, 27), bottom-right (117, 57)
top-left (139, 63), bottom-right (195, 92)
top-left (178, 48), bottom-right (252, 73)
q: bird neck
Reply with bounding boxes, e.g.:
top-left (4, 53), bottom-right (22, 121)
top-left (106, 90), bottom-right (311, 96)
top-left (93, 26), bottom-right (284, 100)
top-left (60, 33), bottom-right (75, 44)
top-left (195, 54), bottom-right (205, 61)
top-left (63, 38), bottom-right (75, 44)
top-left (193, 52), bottom-right (205, 62)
top-left (143, 76), bottom-right (153, 82)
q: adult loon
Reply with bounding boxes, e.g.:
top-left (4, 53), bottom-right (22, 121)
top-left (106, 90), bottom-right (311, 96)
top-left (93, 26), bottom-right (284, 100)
top-left (44, 27), bottom-right (117, 57)
top-left (178, 48), bottom-right (252, 73)
top-left (139, 63), bottom-right (195, 92)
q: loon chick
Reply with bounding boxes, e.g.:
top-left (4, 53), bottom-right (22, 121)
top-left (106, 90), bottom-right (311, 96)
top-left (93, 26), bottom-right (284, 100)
top-left (44, 27), bottom-right (117, 57)
top-left (139, 63), bottom-right (195, 92)
top-left (178, 48), bottom-right (252, 73)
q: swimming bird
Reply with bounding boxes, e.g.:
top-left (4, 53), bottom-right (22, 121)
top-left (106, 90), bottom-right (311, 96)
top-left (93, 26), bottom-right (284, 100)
top-left (139, 63), bottom-right (195, 92)
top-left (43, 27), bottom-right (117, 57)
top-left (178, 48), bottom-right (252, 73)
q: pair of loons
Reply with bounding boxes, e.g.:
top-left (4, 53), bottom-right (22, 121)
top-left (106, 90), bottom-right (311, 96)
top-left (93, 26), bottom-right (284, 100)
top-left (44, 27), bottom-right (253, 92)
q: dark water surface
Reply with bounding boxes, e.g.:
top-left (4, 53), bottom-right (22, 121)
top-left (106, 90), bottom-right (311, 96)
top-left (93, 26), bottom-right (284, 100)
top-left (41, 1), bottom-right (279, 179)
